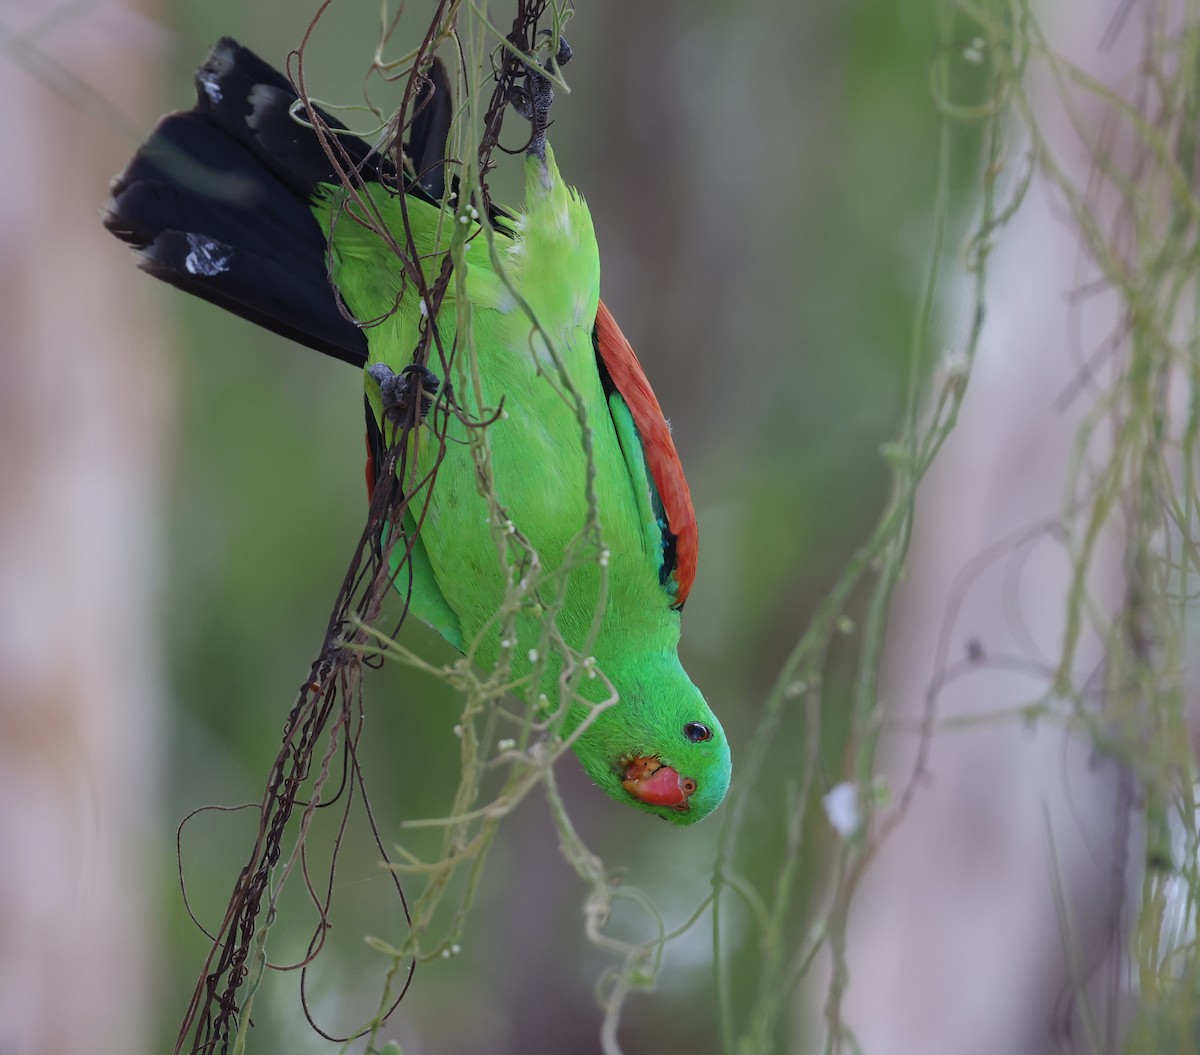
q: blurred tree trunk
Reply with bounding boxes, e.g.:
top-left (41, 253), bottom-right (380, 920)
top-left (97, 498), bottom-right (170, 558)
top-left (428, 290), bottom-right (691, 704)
top-left (0, 9), bottom-right (166, 1054)
top-left (831, 4), bottom-right (1168, 1052)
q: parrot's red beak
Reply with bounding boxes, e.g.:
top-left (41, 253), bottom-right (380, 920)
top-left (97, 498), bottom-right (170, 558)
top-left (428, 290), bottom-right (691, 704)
top-left (621, 756), bottom-right (697, 812)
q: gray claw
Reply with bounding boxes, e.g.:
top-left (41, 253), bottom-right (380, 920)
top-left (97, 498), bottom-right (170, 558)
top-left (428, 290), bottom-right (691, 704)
top-left (369, 362), bottom-right (440, 425)
top-left (518, 33), bottom-right (572, 161)
top-left (541, 30), bottom-right (572, 69)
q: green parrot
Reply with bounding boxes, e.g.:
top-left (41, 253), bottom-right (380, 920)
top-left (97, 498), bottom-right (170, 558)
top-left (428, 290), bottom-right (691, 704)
top-left (104, 38), bottom-right (731, 823)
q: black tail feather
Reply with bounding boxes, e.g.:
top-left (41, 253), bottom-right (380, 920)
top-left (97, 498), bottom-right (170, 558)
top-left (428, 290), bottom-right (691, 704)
top-left (104, 37), bottom-right (454, 368)
top-left (407, 59), bottom-right (453, 201)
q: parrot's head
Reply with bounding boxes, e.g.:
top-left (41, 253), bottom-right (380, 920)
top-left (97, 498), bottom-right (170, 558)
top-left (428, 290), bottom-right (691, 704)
top-left (567, 653), bottom-right (731, 825)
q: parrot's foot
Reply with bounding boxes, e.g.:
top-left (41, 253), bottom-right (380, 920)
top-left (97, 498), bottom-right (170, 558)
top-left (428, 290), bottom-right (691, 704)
top-left (369, 362), bottom-right (441, 426)
top-left (510, 33), bottom-right (572, 161)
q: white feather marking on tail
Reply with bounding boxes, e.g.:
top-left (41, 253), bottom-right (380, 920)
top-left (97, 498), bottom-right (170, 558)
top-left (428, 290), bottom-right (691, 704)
top-left (183, 233), bottom-right (233, 276)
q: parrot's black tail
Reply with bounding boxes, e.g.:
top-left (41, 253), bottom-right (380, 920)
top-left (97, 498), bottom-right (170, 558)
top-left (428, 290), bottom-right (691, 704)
top-left (103, 38), bottom-right (452, 368)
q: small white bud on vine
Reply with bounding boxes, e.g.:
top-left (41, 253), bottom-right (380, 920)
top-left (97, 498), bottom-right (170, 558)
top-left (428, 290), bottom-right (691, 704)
top-left (527, 648), bottom-right (539, 663)
top-left (469, 206), bottom-right (480, 220)
top-left (458, 214), bottom-right (470, 224)
top-left (940, 347), bottom-right (970, 381)
top-left (452, 724), bottom-right (463, 738)
top-left (837, 616), bottom-right (855, 635)
top-left (497, 738), bottom-right (516, 751)
top-left (598, 549), bottom-right (610, 567)
top-left (500, 638), bottom-right (513, 650)
top-left (822, 782), bottom-right (862, 839)
top-left (418, 299), bottom-right (428, 318)
top-left (451, 943), bottom-right (462, 955)
top-left (582, 656), bottom-right (597, 679)
top-left (441, 948), bottom-right (452, 959)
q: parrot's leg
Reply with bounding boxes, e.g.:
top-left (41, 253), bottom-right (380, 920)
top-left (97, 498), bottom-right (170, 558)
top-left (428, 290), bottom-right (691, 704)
top-left (511, 34), bottom-right (572, 160)
top-left (368, 362), bottom-right (442, 427)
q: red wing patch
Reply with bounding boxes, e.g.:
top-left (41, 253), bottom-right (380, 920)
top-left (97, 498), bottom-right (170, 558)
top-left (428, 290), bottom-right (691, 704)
top-left (594, 300), bottom-right (698, 608)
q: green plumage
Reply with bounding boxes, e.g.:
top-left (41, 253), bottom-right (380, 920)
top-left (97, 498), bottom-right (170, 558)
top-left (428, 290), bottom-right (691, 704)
top-left (104, 39), bottom-right (731, 824)
top-left (314, 150), bottom-right (730, 823)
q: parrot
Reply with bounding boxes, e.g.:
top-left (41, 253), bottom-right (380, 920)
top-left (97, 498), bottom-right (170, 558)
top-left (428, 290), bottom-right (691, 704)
top-left (103, 37), bottom-right (731, 823)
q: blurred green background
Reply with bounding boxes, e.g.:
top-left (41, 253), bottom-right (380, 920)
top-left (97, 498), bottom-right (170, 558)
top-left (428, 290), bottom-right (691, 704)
top-left (80, 1), bottom-right (969, 1051)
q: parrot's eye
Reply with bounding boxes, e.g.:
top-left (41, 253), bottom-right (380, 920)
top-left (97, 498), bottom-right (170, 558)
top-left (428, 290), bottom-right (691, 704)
top-left (684, 721), bottom-right (712, 743)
